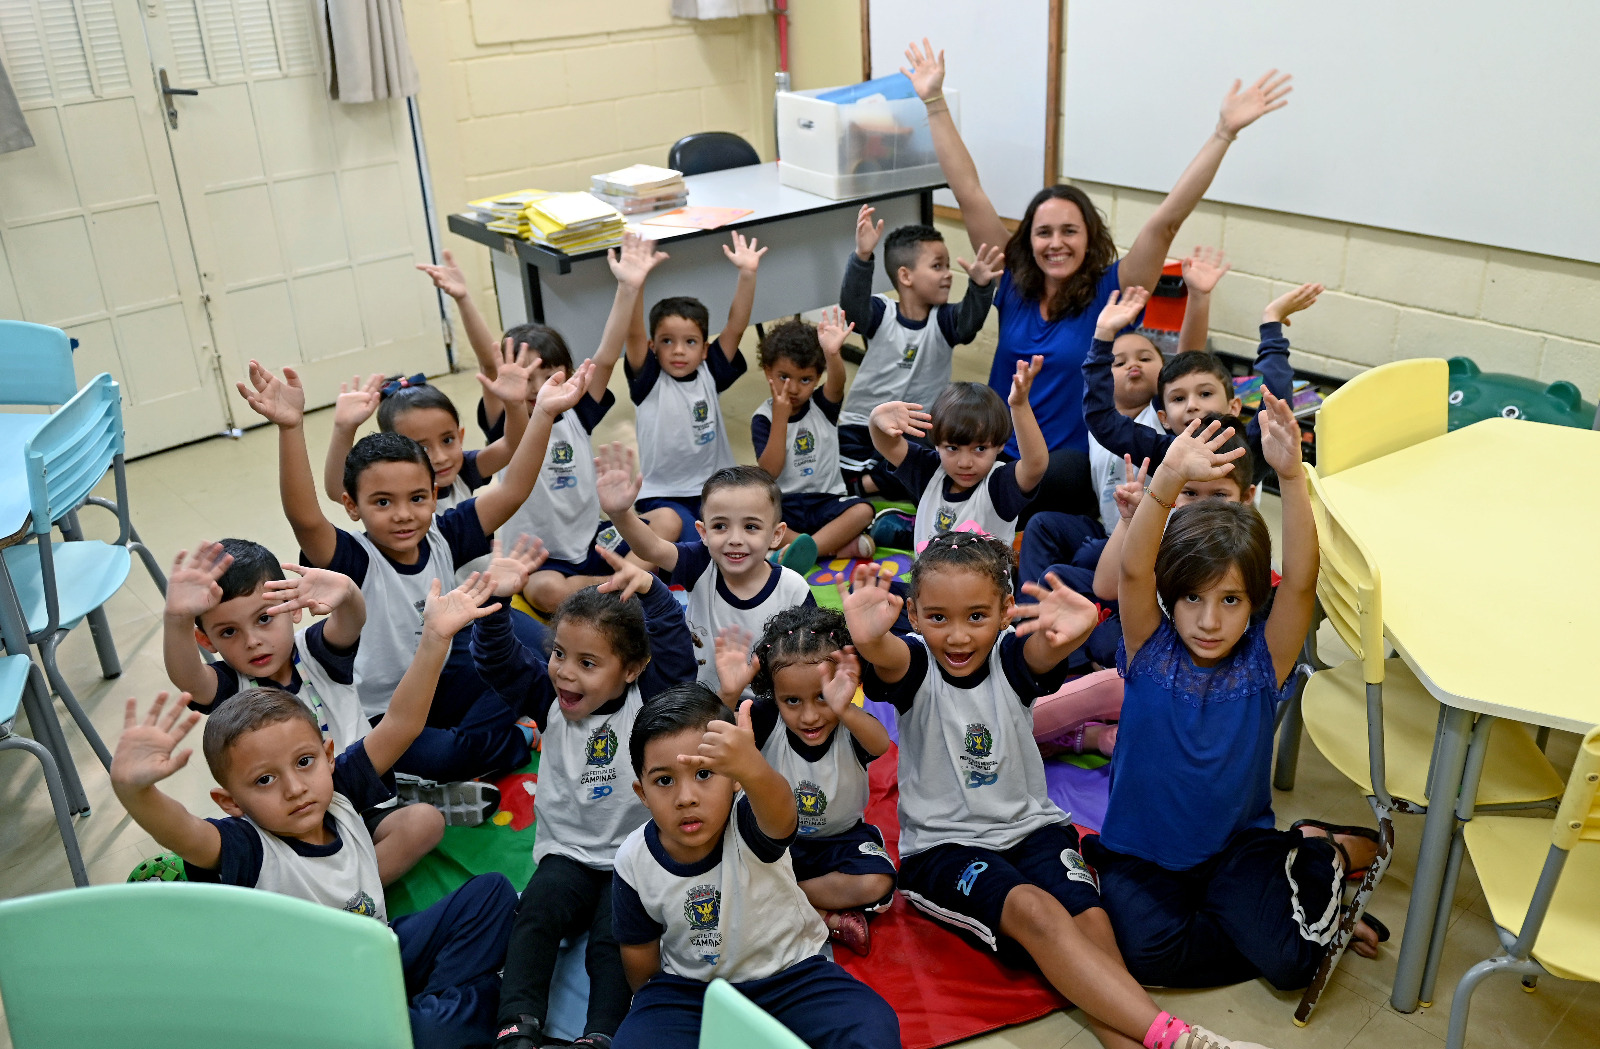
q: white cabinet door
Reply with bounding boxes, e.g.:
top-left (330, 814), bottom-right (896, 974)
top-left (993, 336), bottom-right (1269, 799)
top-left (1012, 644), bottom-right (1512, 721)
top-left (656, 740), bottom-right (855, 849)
top-left (0, 0), bottom-right (232, 455)
top-left (141, 0), bottom-right (446, 422)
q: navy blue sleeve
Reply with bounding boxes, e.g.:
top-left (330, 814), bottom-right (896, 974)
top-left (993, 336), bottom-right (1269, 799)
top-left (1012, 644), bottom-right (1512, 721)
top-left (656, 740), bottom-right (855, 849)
top-left (937, 275), bottom-right (996, 346)
top-left (999, 632), bottom-right (1070, 705)
top-left (436, 498), bottom-right (493, 564)
top-left (840, 254), bottom-right (886, 340)
top-left (317, 528), bottom-right (370, 586)
top-left (813, 389), bottom-right (841, 424)
top-left (1241, 321), bottom-right (1297, 482)
top-left (332, 742), bottom-right (396, 811)
top-left (705, 338), bottom-right (749, 393)
top-left (477, 398), bottom-right (505, 443)
top-left (186, 818), bottom-right (265, 886)
top-left (636, 580), bottom-right (699, 700)
top-left (859, 636), bottom-right (929, 714)
top-left (891, 442), bottom-right (944, 502)
top-left (801, 590), bottom-right (817, 609)
top-left (470, 604), bottom-right (557, 728)
top-left (458, 449), bottom-right (488, 492)
top-left (734, 794), bottom-right (794, 861)
top-left (301, 621), bottom-right (357, 686)
top-left (987, 461), bottom-right (1035, 521)
top-left (613, 871), bottom-right (666, 945)
top-left (1082, 336), bottom-right (1175, 467)
top-left (750, 412), bottom-right (772, 457)
top-left (190, 660), bottom-right (241, 714)
top-left (749, 698), bottom-right (781, 749)
top-left (667, 540), bottom-right (714, 589)
top-left (849, 730), bottom-right (879, 768)
top-left (625, 354), bottom-right (661, 405)
top-left (574, 389), bottom-right (616, 432)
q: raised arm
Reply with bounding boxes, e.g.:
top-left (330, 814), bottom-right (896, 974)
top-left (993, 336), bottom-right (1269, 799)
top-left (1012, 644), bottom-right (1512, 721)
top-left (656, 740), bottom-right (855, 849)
top-left (1259, 392), bottom-right (1317, 684)
top-left (1083, 289), bottom-right (1173, 466)
top-left (418, 251), bottom-right (504, 425)
top-left (824, 649), bottom-right (891, 757)
top-left (684, 700), bottom-right (796, 840)
top-left (817, 306), bottom-right (853, 405)
top-left (595, 442), bottom-right (680, 572)
top-left (625, 279), bottom-right (651, 374)
top-left (1121, 72), bottom-right (1292, 291)
top-left (601, 234), bottom-right (669, 395)
top-left (949, 243), bottom-right (1003, 343)
top-left (111, 693), bottom-right (223, 870)
top-left (713, 627), bottom-right (758, 711)
top-left (238, 361), bottom-right (338, 568)
top-left (901, 39), bottom-right (1010, 263)
top-left (1008, 355), bottom-right (1049, 492)
top-left (1177, 246), bottom-right (1230, 353)
top-left (161, 544), bottom-right (232, 708)
top-left (754, 383), bottom-right (794, 481)
top-left (1257, 282), bottom-right (1324, 402)
top-left (322, 373), bottom-right (384, 500)
top-left (474, 360), bottom-right (594, 534)
top-left (837, 563), bottom-right (911, 683)
top-left (868, 401), bottom-right (931, 470)
top-left (601, 548), bottom-right (699, 692)
top-left (1014, 574), bottom-right (1100, 675)
top-left (1092, 456), bottom-right (1148, 601)
top-left (469, 339), bottom-right (535, 476)
top-left (261, 566), bottom-right (366, 650)
top-left (718, 231), bottom-right (766, 356)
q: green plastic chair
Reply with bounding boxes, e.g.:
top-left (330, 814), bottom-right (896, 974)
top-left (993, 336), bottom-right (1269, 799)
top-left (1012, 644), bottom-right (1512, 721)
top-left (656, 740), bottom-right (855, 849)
top-left (697, 978), bottom-right (807, 1049)
top-left (0, 882), bottom-right (413, 1049)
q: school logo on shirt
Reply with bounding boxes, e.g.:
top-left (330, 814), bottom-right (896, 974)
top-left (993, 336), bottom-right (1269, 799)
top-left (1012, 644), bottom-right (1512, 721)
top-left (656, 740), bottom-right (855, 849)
top-left (794, 779), bottom-right (828, 833)
top-left (551, 441), bottom-right (574, 465)
top-left (596, 526), bottom-right (624, 551)
top-left (901, 344), bottom-right (918, 364)
top-left (935, 507), bottom-right (957, 532)
top-left (586, 726), bottom-right (619, 766)
top-left (964, 723), bottom-right (993, 759)
top-left (684, 884), bottom-right (721, 929)
top-left (692, 399), bottom-right (709, 423)
top-left (344, 890), bottom-right (380, 919)
top-left (793, 429), bottom-right (816, 455)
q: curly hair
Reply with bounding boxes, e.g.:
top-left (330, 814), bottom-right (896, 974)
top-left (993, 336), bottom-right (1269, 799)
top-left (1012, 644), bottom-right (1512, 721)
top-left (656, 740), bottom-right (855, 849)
top-left (1005, 185), bottom-right (1117, 321)
top-left (757, 319), bottom-right (824, 374)
top-left (908, 531), bottom-right (1015, 603)
top-left (750, 605), bottom-right (852, 701)
top-left (548, 586), bottom-right (651, 673)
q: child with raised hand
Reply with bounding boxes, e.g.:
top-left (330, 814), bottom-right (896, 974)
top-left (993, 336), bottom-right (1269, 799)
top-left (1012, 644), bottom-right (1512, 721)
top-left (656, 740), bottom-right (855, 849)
top-left (1084, 405), bottom-right (1384, 993)
top-left (837, 207), bottom-right (1003, 500)
top-left (469, 543), bottom-right (697, 1049)
top-left (161, 538), bottom-right (446, 879)
top-left (417, 248), bottom-right (517, 437)
top-left (610, 684), bottom-right (901, 1049)
top-left (713, 611), bottom-right (894, 956)
top-left (239, 358), bottom-right (588, 785)
top-left (113, 573), bottom-right (518, 1049)
top-left (751, 307), bottom-right (876, 570)
top-left (626, 231), bottom-right (766, 540)
top-left (321, 341), bottom-right (537, 511)
top-left (844, 531), bottom-right (1278, 1049)
top-left (597, 446), bottom-right (815, 700)
top-left (868, 355), bottom-right (1048, 552)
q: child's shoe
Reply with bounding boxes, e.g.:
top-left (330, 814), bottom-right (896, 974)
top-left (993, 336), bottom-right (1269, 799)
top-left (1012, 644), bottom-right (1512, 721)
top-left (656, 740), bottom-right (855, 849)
top-left (839, 534), bottom-right (876, 562)
top-left (516, 715), bottom-right (542, 751)
top-left (395, 774), bottom-right (501, 827)
top-left (868, 508), bottom-right (914, 551)
top-left (495, 1016), bottom-right (543, 1049)
top-left (1176, 1027), bottom-right (1274, 1049)
top-left (776, 533), bottom-right (818, 574)
top-left (566, 1036), bottom-right (614, 1049)
top-left (825, 909), bottom-right (871, 956)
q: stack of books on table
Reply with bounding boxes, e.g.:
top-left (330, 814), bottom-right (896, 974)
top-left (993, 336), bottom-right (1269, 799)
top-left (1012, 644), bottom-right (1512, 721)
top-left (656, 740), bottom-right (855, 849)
top-left (590, 164), bottom-right (688, 215)
top-left (523, 192), bottom-right (626, 252)
top-left (465, 190), bottom-right (552, 236)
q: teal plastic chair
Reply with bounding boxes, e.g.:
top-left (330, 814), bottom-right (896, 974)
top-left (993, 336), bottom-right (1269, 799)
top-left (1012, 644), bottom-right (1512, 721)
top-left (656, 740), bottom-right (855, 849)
top-left (697, 978), bottom-right (808, 1049)
top-left (0, 652), bottom-right (86, 886)
top-left (0, 320), bottom-right (76, 406)
top-left (0, 882), bottom-right (413, 1048)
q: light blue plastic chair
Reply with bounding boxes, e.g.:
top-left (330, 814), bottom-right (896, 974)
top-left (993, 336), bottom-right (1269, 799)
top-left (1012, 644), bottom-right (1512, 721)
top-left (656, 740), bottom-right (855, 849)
top-left (0, 883), bottom-right (414, 1048)
top-left (0, 652), bottom-right (87, 886)
top-left (0, 320), bottom-right (76, 406)
top-left (697, 978), bottom-right (808, 1049)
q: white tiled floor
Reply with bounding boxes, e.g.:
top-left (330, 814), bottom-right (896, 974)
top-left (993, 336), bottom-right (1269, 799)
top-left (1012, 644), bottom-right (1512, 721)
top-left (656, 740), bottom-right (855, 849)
top-left (1, 221), bottom-right (1590, 1048)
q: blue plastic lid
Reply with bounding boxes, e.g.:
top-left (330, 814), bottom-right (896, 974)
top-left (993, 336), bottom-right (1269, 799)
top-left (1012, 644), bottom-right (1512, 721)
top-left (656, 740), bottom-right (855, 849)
top-left (813, 72), bottom-right (919, 105)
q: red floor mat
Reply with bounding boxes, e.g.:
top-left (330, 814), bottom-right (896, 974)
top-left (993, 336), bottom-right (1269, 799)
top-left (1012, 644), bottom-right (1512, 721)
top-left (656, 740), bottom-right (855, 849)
top-left (835, 745), bottom-right (1069, 1049)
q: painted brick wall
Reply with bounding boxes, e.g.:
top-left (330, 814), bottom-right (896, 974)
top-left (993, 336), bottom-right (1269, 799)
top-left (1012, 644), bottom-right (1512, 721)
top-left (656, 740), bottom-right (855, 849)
top-left (403, 0), bottom-right (778, 316)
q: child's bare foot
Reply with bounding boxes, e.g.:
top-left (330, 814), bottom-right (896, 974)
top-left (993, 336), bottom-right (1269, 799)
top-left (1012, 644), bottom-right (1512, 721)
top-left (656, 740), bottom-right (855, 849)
top-left (1291, 819), bottom-right (1380, 874)
top-left (1349, 915), bottom-right (1383, 959)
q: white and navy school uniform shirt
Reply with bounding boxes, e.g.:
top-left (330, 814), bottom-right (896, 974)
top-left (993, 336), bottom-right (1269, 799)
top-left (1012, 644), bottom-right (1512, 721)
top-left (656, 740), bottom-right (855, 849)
top-left (628, 342), bottom-right (747, 500)
top-left (893, 443), bottom-right (1034, 552)
top-left (195, 622), bottom-right (368, 753)
top-left (186, 741), bottom-right (391, 921)
top-left (751, 700), bottom-right (875, 839)
top-left (436, 449), bottom-right (490, 514)
top-left (315, 500), bottom-right (492, 719)
top-left (501, 391), bottom-right (615, 566)
top-left (1088, 403), bottom-right (1161, 534)
top-left (751, 391), bottom-right (847, 496)
top-left (862, 632), bottom-right (1071, 859)
top-left (668, 540), bottom-right (815, 700)
top-left (612, 795), bottom-right (827, 982)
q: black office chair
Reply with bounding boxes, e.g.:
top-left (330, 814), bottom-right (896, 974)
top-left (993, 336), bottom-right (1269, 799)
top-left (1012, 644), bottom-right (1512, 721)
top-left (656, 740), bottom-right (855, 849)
top-left (668, 132), bottom-right (760, 177)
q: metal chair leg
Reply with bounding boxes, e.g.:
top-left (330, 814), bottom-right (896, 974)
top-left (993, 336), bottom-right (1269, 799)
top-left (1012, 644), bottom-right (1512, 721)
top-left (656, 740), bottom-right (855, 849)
top-left (0, 734), bottom-right (89, 886)
top-left (18, 661), bottom-right (88, 813)
top-left (39, 632), bottom-right (112, 770)
top-left (1420, 822), bottom-right (1469, 1005)
top-left (1446, 956), bottom-right (1542, 1049)
top-left (54, 511), bottom-right (124, 679)
top-left (1274, 686), bottom-right (1305, 791)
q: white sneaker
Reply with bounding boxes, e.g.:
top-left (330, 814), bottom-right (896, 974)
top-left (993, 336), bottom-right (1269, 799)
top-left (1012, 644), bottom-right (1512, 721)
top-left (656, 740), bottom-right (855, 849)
top-left (1177, 1027), bottom-right (1275, 1049)
top-left (394, 774), bottom-right (500, 827)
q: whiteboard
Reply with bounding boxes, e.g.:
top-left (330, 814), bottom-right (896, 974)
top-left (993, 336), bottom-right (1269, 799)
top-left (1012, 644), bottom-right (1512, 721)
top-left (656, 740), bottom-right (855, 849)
top-left (869, 0), bottom-right (1051, 220)
top-left (1062, 0), bottom-right (1600, 265)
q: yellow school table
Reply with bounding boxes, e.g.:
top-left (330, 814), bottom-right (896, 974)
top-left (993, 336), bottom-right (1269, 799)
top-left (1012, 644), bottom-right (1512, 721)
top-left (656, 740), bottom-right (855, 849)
top-left (447, 162), bottom-right (942, 354)
top-left (1317, 417), bottom-right (1600, 1012)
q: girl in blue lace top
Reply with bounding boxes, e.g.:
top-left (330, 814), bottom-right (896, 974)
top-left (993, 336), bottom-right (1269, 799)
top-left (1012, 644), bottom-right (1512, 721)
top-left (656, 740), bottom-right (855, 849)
top-left (1086, 403), bottom-right (1383, 991)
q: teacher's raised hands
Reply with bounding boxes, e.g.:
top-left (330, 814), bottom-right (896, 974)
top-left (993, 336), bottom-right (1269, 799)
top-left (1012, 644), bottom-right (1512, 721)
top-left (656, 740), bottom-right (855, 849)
top-left (1217, 70), bottom-right (1293, 139)
top-left (900, 38), bottom-right (945, 101)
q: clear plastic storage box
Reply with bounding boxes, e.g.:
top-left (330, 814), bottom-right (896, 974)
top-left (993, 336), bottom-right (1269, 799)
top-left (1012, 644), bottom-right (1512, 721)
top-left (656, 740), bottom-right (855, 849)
top-left (776, 86), bottom-right (960, 199)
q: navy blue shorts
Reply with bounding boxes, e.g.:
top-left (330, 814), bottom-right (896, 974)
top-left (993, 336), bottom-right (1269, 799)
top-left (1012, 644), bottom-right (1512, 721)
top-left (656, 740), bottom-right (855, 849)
top-left (898, 823), bottom-right (1101, 956)
top-left (791, 821), bottom-right (897, 885)
top-left (635, 496), bottom-right (699, 538)
top-left (539, 522), bottom-right (631, 578)
top-left (780, 491), bottom-right (873, 536)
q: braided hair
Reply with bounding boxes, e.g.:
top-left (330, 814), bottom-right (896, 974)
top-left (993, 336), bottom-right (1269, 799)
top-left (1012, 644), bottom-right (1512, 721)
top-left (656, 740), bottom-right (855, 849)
top-left (750, 605), bottom-right (852, 701)
top-left (908, 530), bottom-right (1015, 603)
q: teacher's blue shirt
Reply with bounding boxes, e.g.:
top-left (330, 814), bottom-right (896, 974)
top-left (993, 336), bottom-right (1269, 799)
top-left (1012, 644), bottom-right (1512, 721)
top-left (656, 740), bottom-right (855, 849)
top-left (988, 260), bottom-right (1122, 456)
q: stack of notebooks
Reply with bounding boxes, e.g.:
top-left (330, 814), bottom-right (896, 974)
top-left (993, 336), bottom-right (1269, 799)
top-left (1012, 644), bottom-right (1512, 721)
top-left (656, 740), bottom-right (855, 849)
top-left (466, 189), bottom-right (626, 253)
top-left (590, 164), bottom-right (688, 215)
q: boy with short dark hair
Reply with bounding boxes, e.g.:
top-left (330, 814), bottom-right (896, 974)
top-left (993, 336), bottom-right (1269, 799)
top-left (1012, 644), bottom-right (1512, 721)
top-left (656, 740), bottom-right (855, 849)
top-left (609, 683), bottom-right (900, 1049)
top-left (625, 231), bottom-right (766, 540)
top-left (113, 573), bottom-right (517, 1049)
top-left (837, 208), bottom-right (1002, 499)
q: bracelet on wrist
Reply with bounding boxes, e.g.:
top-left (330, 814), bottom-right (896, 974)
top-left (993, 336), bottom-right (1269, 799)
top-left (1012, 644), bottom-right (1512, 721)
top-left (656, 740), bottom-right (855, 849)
top-left (1214, 123), bottom-right (1237, 143)
top-left (1147, 488), bottom-right (1177, 511)
top-left (922, 93), bottom-right (944, 106)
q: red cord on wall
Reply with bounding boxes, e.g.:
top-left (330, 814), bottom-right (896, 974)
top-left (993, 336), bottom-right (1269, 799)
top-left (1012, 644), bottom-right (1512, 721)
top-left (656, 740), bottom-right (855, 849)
top-left (774, 0), bottom-right (790, 72)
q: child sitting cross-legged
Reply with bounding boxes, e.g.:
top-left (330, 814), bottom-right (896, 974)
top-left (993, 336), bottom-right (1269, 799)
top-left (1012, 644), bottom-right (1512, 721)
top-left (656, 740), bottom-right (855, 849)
top-left (469, 544), bottom-right (698, 1049)
top-left (112, 573), bottom-right (518, 1049)
top-left (161, 538), bottom-right (443, 883)
top-left (751, 309), bottom-right (877, 571)
top-left (843, 532), bottom-right (1282, 1049)
top-left (712, 609), bottom-right (895, 956)
top-left (597, 448), bottom-right (814, 702)
top-left (609, 684), bottom-right (901, 1049)
top-left (867, 356), bottom-right (1049, 552)
top-left (1082, 406), bottom-right (1385, 991)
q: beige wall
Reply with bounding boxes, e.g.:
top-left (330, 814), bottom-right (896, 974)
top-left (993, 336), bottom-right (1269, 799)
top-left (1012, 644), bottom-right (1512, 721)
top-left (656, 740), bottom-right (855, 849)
top-left (402, 0), bottom-right (778, 316)
top-left (786, 0), bottom-right (863, 91)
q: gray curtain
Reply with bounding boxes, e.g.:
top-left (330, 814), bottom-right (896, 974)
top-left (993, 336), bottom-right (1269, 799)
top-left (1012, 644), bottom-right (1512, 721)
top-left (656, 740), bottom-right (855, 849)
top-left (315, 0), bottom-right (420, 103)
top-left (0, 55), bottom-right (34, 154)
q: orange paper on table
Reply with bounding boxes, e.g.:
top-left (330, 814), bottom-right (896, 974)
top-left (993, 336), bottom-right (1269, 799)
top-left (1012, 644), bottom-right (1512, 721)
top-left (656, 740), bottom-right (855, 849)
top-left (648, 206), bottom-right (753, 229)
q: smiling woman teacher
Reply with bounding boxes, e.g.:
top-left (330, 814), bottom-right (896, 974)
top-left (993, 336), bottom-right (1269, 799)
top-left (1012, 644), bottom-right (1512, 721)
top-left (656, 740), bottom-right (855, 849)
top-left (901, 40), bottom-right (1291, 516)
